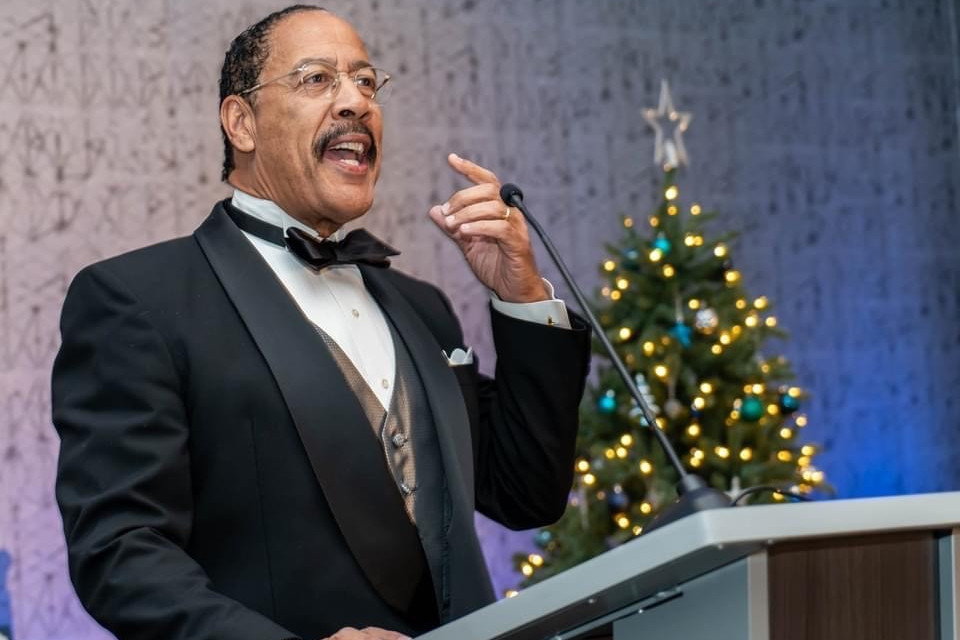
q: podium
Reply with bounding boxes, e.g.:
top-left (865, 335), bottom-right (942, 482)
top-left (420, 492), bottom-right (960, 640)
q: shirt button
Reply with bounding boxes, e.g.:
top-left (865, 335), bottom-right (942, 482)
top-left (381, 378), bottom-right (390, 389)
top-left (351, 308), bottom-right (360, 318)
top-left (392, 433), bottom-right (407, 448)
top-left (400, 481), bottom-right (416, 495)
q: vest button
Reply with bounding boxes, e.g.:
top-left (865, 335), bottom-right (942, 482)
top-left (391, 433), bottom-right (407, 448)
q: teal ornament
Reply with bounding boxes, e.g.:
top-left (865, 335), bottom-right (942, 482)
top-left (669, 322), bottom-right (693, 347)
top-left (534, 530), bottom-right (553, 548)
top-left (598, 390), bottom-right (617, 414)
top-left (779, 393), bottom-right (799, 414)
top-left (740, 396), bottom-right (764, 422)
top-left (653, 234), bottom-right (672, 254)
top-left (622, 248), bottom-right (641, 269)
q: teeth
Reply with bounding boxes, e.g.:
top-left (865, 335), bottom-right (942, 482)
top-left (342, 158), bottom-right (360, 166)
top-left (329, 141), bottom-right (366, 154)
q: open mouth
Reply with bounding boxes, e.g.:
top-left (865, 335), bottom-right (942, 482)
top-left (317, 130), bottom-right (376, 174)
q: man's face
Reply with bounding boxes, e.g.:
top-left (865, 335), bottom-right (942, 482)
top-left (244, 12), bottom-right (383, 229)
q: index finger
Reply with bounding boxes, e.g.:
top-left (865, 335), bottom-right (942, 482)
top-left (448, 152), bottom-right (498, 185)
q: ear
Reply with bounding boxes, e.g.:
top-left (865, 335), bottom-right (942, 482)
top-left (220, 95), bottom-right (256, 154)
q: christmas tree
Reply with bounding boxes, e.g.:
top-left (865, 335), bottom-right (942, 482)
top-left (511, 81), bottom-right (828, 589)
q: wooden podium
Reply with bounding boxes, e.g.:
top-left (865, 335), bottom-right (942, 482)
top-left (419, 492), bottom-right (960, 640)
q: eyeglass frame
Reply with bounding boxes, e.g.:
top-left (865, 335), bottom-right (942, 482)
top-left (237, 59), bottom-right (392, 103)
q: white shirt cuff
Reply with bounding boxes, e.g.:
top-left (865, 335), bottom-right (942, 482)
top-left (489, 279), bottom-right (572, 329)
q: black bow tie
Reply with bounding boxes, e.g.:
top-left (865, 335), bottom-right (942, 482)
top-left (224, 201), bottom-right (400, 270)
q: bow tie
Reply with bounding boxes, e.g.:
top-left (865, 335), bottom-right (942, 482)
top-left (224, 201), bottom-right (400, 270)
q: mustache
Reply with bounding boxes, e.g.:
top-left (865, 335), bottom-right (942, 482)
top-left (313, 123), bottom-right (378, 164)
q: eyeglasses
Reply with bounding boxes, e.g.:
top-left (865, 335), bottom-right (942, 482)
top-left (239, 61), bottom-right (393, 104)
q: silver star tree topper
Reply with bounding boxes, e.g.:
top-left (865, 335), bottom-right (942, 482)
top-left (642, 79), bottom-right (692, 169)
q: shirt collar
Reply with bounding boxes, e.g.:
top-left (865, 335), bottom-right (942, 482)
top-left (230, 189), bottom-right (342, 241)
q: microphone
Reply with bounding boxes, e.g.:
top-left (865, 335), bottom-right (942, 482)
top-left (500, 183), bottom-right (730, 533)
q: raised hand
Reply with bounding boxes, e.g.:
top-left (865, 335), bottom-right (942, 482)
top-left (321, 625), bottom-right (411, 640)
top-left (428, 153), bottom-right (549, 303)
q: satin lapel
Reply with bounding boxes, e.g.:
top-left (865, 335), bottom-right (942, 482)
top-left (359, 266), bottom-right (476, 509)
top-left (194, 203), bottom-right (431, 616)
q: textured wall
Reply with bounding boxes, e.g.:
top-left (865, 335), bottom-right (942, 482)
top-left (0, 1), bottom-right (957, 638)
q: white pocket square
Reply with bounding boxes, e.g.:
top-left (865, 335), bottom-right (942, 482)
top-left (442, 347), bottom-right (474, 366)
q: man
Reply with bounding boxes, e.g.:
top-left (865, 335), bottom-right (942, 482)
top-left (52, 5), bottom-right (590, 640)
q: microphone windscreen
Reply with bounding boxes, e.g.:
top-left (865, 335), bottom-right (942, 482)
top-left (499, 183), bottom-right (524, 205)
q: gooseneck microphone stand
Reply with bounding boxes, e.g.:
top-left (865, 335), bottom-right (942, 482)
top-left (500, 183), bottom-right (730, 533)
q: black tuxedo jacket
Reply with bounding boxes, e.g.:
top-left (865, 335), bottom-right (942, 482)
top-left (52, 202), bottom-right (590, 640)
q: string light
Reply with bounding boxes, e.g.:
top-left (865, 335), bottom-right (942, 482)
top-left (649, 216), bottom-right (660, 227)
top-left (604, 449), bottom-right (616, 459)
top-left (719, 332), bottom-right (732, 345)
top-left (751, 383), bottom-right (764, 394)
top-left (731, 325), bottom-right (742, 336)
top-left (619, 327), bottom-right (633, 341)
top-left (653, 364), bottom-right (669, 378)
top-left (616, 514), bottom-right (631, 529)
top-left (665, 186), bottom-right (679, 200)
top-left (780, 427), bottom-right (793, 439)
top-left (754, 296), bottom-right (768, 309)
top-left (632, 525), bottom-right (643, 536)
top-left (601, 286), bottom-right (611, 297)
top-left (583, 473), bottom-right (596, 485)
top-left (711, 344), bottom-right (722, 355)
top-left (684, 234), bottom-right (696, 246)
top-left (655, 417), bottom-right (667, 430)
top-left (529, 554), bottom-right (544, 567)
top-left (714, 243), bottom-right (728, 258)
top-left (667, 205), bottom-right (679, 216)
top-left (801, 445), bottom-right (816, 456)
top-left (739, 448), bottom-right (753, 461)
top-left (649, 248), bottom-right (664, 262)
top-left (686, 423), bottom-right (701, 437)
top-left (688, 299), bottom-right (701, 310)
top-left (639, 460), bottom-right (653, 475)
top-left (767, 404), bottom-right (780, 416)
top-left (639, 502), bottom-right (653, 515)
top-left (505, 589), bottom-right (519, 598)
top-left (690, 456), bottom-right (702, 468)
top-left (616, 277), bottom-right (629, 290)
top-left (745, 314), bottom-right (759, 328)
top-left (690, 203), bottom-right (702, 215)
top-left (662, 265), bottom-right (675, 278)
top-left (603, 260), bottom-right (616, 272)
top-left (521, 563), bottom-right (533, 576)
top-left (623, 217), bottom-right (634, 228)
top-left (615, 446), bottom-right (628, 459)
top-left (642, 341), bottom-right (656, 356)
top-left (736, 298), bottom-right (747, 309)
top-left (699, 382), bottom-right (713, 394)
top-left (777, 450), bottom-right (793, 462)
top-left (798, 455), bottom-right (811, 467)
top-left (725, 270), bottom-right (741, 284)
top-left (576, 459), bottom-right (590, 473)
top-left (611, 290), bottom-right (622, 301)
top-left (620, 434), bottom-right (634, 446)
top-left (715, 446), bottom-right (730, 459)
top-left (692, 396), bottom-right (706, 410)
top-left (765, 316), bottom-right (778, 327)
top-left (795, 415), bottom-right (808, 427)
top-left (788, 387), bottom-right (802, 398)
top-left (691, 448), bottom-right (705, 460)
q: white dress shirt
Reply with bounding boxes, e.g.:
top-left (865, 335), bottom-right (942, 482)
top-left (231, 189), bottom-right (570, 410)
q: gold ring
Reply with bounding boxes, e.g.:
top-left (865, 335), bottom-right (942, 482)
top-left (503, 206), bottom-right (512, 221)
